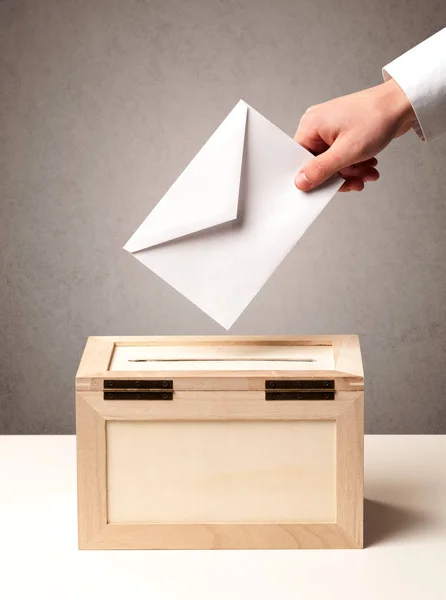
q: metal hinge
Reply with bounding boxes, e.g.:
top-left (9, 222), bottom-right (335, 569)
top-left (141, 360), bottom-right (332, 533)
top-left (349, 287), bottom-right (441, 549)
top-left (103, 380), bottom-right (173, 401)
top-left (265, 380), bottom-right (335, 401)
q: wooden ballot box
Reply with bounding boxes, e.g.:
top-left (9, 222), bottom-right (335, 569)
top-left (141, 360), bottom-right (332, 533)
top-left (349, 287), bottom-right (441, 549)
top-left (76, 336), bottom-right (364, 549)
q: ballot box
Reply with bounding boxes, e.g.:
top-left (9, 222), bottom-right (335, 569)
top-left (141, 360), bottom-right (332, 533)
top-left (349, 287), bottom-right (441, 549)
top-left (76, 336), bottom-right (364, 549)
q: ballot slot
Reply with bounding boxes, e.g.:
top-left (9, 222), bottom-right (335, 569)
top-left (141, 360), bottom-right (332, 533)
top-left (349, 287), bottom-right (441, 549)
top-left (109, 343), bottom-right (335, 372)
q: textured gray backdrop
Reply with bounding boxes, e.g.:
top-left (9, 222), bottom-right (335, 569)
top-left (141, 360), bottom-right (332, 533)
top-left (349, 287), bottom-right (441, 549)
top-left (1, 0), bottom-right (445, 434)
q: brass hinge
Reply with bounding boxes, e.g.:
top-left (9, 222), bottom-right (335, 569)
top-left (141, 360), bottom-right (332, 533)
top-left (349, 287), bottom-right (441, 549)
top-left (103, 380), bottom-right (173, 401)
top-left (265, 380), bottom-right (335, 401)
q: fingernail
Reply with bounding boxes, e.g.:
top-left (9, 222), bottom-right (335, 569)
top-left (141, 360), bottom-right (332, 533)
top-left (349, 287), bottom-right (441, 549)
top-left (295, 171), bottom-right (312, 191)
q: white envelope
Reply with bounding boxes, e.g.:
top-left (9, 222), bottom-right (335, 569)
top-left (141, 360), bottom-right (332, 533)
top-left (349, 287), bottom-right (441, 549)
top-left (124, 100), bottom-right (342, 329)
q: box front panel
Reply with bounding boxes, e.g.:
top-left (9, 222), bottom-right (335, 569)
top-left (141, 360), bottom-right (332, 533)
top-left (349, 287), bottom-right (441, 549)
top-left (106, 420), bottom-right (336, 524)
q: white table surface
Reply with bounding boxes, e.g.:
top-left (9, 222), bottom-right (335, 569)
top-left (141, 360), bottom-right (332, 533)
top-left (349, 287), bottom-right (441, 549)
top-left (0, 435), bottom-right (445, 600)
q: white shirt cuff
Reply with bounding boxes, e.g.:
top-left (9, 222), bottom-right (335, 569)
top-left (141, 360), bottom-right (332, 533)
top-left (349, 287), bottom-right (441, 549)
top-left (382, 27), bottom-right (446, 142)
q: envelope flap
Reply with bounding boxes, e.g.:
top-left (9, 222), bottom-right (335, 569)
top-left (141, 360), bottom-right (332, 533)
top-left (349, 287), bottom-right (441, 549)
top-left (124, 101), bottom-right (248, 253)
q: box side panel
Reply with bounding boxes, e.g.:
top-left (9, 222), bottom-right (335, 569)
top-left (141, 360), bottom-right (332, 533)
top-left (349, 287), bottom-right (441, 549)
top-left (336, 393), bottom-right (364, 548)
top-left (76, 394), bottom-right (107, 547)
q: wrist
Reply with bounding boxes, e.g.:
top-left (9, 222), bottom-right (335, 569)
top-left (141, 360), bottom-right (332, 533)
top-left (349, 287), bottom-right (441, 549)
top-left (379, 78), bottom-right (415, 135)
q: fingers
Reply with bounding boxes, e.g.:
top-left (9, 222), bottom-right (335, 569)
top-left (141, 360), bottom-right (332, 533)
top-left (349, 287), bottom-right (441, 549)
top-left (347, 157), bottom-right (378, 169)
top-left (295, 139), bottom-right (358, 191)
top-left (339, 165), bottom-right (380, 181)
top-left (295, 151), bottom-right (379, 192)
top-left (294, 128), bottom-right (329, 156)
top-left (339, 178), bottom-right (365, 192)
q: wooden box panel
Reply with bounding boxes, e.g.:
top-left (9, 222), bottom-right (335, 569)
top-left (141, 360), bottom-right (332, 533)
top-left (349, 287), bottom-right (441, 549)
top-left (107, 420), bottom-right (336, 524)
top-left (76, 335), bottom-right (364, 550)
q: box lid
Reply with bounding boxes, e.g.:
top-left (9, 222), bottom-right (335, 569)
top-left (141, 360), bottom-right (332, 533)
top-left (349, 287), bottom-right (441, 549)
top-left (76, 336), bottom-right (363, 392)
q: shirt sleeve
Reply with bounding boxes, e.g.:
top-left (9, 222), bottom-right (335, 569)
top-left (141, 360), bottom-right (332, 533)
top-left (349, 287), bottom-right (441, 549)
top-left (382, 27), bottom-right (446, 142)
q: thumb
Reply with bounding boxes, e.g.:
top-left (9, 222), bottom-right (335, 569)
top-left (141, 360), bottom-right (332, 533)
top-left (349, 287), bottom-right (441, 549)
top-left (295, 141), bottom-right (352, 191)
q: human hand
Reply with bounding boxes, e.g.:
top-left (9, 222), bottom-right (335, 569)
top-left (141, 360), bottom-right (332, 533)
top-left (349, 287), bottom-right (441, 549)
top-left (294, 79), bottom-right (415, 192)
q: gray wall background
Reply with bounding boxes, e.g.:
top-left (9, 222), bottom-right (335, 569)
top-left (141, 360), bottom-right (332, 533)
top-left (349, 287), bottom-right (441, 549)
top-left (1, 0), bottom-right (445, 434)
